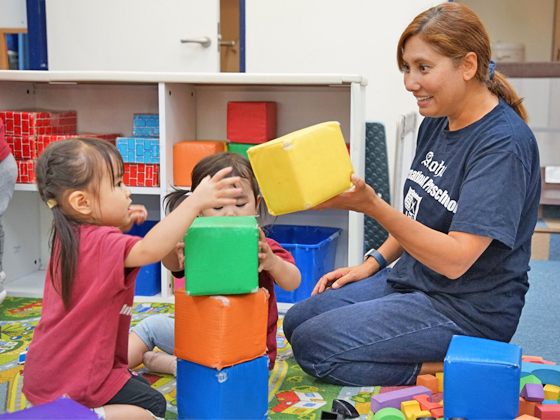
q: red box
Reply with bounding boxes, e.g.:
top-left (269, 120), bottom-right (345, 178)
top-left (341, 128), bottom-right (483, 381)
top-left (16, 160), bottom-right (36, 184)
top-left (124, 163), bottom-right (159, 187)
top-left (7, 133), bottom-right (120, 160)
top-left (7, 135), bottom-right (37, 160)
top-left (227, 102), bottom-right (277, 144)
top-left (0, 110), bottom-right (77, 136)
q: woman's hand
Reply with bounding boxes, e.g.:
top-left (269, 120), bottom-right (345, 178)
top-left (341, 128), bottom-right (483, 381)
top-left (313, 174), bottom-right (378, 214)
top-left (312, 262), bottom-right (374, 295)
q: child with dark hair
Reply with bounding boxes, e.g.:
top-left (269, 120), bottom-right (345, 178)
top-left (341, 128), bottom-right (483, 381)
top-left (128, 152), bottom-right (301, 376)
top-left (23, 138), bottom-right (242, 420)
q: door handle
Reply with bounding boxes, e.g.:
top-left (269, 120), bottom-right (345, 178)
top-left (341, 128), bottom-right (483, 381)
top-left (220, 41), bottom-right (236, 47)
top-left (180, 36), bottom-right (211, 48)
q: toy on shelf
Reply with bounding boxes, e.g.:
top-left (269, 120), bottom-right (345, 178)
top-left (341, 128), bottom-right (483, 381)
top-left (116, 137), bottom-right (159, 164)
top-left (132, 114), bottom-right (159, 137)
top-left (247, 121), bottom-right (354, 216)
top-left (173, 140), bottom-right (226, 187)
top-left (227, 101), bottom-right (277, 144)
top-left (123, 163), bottom-right (159, 187)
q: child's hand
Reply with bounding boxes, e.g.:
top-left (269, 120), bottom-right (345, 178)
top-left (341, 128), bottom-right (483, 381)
top-left (189, 167), bottom-right (241, 213)
top-left (175, 241), bottom-right (185, 270)
top-left (121, 205), bottom-right (148, 232)
top-left (258, 228), bottom-right (278, 273)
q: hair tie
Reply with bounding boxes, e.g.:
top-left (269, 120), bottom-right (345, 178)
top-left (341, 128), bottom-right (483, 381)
top-left (46, 199), bottom-right (57, 209)
top-left (488, 59), bottom-right (496, 80)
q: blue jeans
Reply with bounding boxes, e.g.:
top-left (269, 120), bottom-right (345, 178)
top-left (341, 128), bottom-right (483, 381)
top-left (283, 268), bottom-right (466, 386)
top-left (132, 315), bottom-right (174, 355)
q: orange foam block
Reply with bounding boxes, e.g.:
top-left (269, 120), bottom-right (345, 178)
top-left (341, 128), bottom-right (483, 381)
top-left (174, 287), bottom-right (269, 370)
top-left (416, 374), bottom-right (439, 394)
top-left (173, 140), bottom-right (226, 186)
top-left (519, 397), bottom-right (538, 416)
top-left (515, 416), bottom-right (539, 420)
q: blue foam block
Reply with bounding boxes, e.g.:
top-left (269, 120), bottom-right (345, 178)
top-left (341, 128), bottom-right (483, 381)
top-left (132, 114), bottom-right (159, 137)
top-left (521, 361), bottom-right (560, 387)
top-left (116, 137), bottom-right (160, 163)
top-left (176, 356), bottom-right (268, 419)
top-left (444, 335), bottom-right (521, 420)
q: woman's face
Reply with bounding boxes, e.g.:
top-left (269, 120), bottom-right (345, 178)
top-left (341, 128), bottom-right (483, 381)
top-left (402, 35), bottom-right (467, 121)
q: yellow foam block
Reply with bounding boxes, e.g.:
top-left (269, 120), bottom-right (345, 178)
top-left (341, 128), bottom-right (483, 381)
top-left (247, 121), bottom-right (354, 216)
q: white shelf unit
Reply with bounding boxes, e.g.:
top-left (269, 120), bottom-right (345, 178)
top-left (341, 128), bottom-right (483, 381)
top-left (1, 71), bottom-right (367, 302)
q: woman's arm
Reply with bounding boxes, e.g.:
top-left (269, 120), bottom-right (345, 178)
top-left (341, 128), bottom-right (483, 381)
top-left (316, 174), bottom-right (492, 279)
top-left (312, 234), bottom-right (403, 294)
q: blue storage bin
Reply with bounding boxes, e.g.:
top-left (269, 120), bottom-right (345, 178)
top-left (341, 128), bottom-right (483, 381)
top-left (265, 225), bottom-right (341, 303)
top-left (127, 220), bottom-right (161, 296)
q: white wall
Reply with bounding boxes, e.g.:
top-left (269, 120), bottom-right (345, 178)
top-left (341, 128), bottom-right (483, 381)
top-left (460, 0), bottom-right (554, 62)
top-left (245, 0), bottom-right (439, 190)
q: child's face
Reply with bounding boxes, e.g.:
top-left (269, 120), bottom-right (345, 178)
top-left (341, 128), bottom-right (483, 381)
top-left (92, 165), bottom-right (132, 227)
top-left (200, 177), bottom-right (259, 218)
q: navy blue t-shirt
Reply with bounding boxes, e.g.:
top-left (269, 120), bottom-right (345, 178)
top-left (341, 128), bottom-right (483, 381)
top-left (387, 98), bottom-right (541, 342)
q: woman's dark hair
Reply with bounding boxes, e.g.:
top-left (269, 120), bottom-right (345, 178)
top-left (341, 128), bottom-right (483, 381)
top-left (35, 137), bottom-right (124, 310)
top-left (164, 151), bottom-right (267, 222)
top-left (396, 2), bottom-right (527, 122)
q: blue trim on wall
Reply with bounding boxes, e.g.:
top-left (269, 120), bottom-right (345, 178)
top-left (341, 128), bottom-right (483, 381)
top-left (26, 0), bottom-right (48, 70)
top-left (239, 0), bottom-right (246, 72)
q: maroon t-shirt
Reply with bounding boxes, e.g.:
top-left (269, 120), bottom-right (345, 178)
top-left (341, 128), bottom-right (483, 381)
top-left (23, 225), bottom-right (141, 407)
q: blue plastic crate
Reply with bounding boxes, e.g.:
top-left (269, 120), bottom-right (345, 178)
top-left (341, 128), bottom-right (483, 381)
top-left (127, 220), bottom-right (161, 296)
top-left (265, 225), bottom-right (341, 304)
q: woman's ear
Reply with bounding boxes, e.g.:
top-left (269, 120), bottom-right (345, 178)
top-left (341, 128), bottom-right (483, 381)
top-left (462, 52), bottom-right (478, 82)
top-left (67, 190), bottom-right (93, 216)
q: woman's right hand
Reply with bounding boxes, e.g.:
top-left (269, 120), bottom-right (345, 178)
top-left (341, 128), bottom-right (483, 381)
top-left (312, 263), bottom-right (374, 295)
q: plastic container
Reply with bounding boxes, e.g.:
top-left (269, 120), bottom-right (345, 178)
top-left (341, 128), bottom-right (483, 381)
top-left (265, 225), bottom-right (341, 303)
top-left (127, 220), bottom-right (161, 296)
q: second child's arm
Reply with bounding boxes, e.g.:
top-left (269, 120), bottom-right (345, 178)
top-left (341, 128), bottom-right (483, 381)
top-left (258, 229), bottom-right (301, 292)
top-left (125, 168), bottom-right (241, 268)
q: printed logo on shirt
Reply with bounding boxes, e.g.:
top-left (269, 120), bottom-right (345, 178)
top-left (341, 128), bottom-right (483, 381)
top-left (404, 187), bottom-right (422, 220)
top-left (421, 151), bottom-right (447, 177)
top-left (119, 304), bottom-right (133, 317)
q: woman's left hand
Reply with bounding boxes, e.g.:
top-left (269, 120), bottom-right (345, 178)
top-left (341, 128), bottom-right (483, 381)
top-left (257, 228), bottom-right (277, 273)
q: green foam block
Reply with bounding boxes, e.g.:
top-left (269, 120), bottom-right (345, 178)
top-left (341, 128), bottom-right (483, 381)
top-left (183, 216), bottom-right (259, 295)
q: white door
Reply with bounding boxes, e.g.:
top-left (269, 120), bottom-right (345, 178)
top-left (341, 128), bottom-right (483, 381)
top-left (45, 0), bottom-right (220, 72)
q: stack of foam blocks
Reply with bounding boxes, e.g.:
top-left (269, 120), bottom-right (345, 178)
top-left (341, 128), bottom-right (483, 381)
top-left (174, 216), bottom-right (269, 419)
top-left (172, 102), bottom-right (276, 188)
top-left (0, 110), bottom-right (122, 183)
top-left (116, 114), bottom-right (160, 187)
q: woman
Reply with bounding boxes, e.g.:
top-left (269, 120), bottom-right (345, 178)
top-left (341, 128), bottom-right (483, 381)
top-left (283, 2), bottom-right (541, 387)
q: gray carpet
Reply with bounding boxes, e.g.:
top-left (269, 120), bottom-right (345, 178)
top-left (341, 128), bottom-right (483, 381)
top-left (509, 260), bottom-right (560, 363)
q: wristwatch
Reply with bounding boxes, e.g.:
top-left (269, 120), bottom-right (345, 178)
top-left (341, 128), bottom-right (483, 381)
top-left (364, 249), bottom-right (387, 270)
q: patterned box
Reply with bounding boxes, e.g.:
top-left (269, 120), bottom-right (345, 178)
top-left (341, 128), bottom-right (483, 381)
top-left (174, 287), bottom-right (268, 369)
top-left (16, 160), bottom-right (36, 184)
top-left (227, 102), bottom-right (277, 144)
top-left (0, 110), bottom-right (77, 136)
top-left (132, 114), bottom-right (159, 137)
top-left (7, 133), bottom-right (120, 160)
top-left (123, 163), bottom-right (159, 187)
top-left (116, 137), bottom-right (160, 163)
